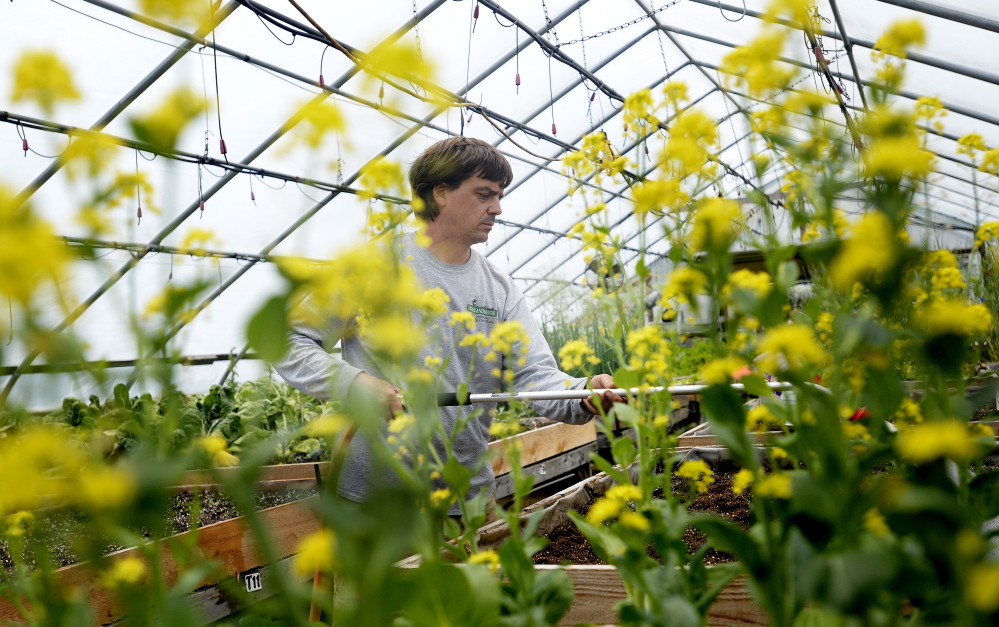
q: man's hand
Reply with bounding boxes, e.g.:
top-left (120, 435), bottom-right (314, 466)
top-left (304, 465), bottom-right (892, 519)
top-left (348, 372), bottom-right (403, 421)
top-left (582, 373), bottom-right (627, 415)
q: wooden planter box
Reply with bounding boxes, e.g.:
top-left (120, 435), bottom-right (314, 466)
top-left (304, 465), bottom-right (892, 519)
top-left (473, 470), bottom-right (766, 626)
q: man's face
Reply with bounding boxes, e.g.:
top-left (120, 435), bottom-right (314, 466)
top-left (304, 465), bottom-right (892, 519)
top-left (433, 175), bottom-right (504, 246)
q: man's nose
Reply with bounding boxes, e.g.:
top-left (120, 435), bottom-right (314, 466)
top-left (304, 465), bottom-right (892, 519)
top-left (489, 199), bottom-right (503, 215)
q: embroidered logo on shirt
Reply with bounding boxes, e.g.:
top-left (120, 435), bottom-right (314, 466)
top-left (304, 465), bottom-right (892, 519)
top-left (467, 303), bottom-right (497, 317)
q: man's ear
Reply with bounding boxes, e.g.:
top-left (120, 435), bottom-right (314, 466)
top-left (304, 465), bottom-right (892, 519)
top-left (432, 184), bottom-right (448, 209)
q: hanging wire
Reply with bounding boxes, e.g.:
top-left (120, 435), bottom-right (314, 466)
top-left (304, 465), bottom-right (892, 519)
top-left (208, 0), bottom-right (229, 163)
top-left (134, 148), bottom-right (143, 225)
top-left (718, 0), bottom-right (746, 22)
top-left (558, 0), bottom-right (683, 46)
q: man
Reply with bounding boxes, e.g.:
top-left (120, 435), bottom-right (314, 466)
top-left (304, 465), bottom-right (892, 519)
top-left (275, 137), bottom-right (623, 510)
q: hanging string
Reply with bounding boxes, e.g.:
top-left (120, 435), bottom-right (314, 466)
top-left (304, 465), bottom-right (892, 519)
top-left (462, 0), bottom-right (475, 136)
top-left (168, 253), bottom-right (174, 281)
top-left (718, 0), bottom-right (747, 22)
top-left (135, 149), bottom-right (143, 225)
top-left (249, 173), bottom-right (257, 205)
top-left (319, 44), bottom-right (329, 87)
top-left (198, 162), bottom-right (205, 217)
top-left (547, 55), bottom-right (557, 136)
top-left (209, 0), bottom-right (228, 163)
top-left (515, 28), bottom-right (520, 94)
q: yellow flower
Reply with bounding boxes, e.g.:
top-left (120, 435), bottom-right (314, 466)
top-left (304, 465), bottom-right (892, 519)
top-left (587, 496), bottom-right (624, 524)
top-left (178, 227), bottom-right (219, 256)
top-left (79, 465), bottom-right (137, 510)
top-left (489, 321), bottom-right (530, 356)
top-left (450, 310), bottom-right (476, 331)
top-left (138, 0), bottom-right (212, 24)
top-left (415, 287), bottom-right (450, 317)
top-left (60, 132), bottom-right (120, 181)
top-left (622, 88), bottom-right (657, 133)
top-left (720, 29), bottom-right (794, 97)
top-left (842, 421), bottom-right (872, 441)
top-left (661, 266), bottom-right (708, 305)
top-left (359, 157), bottom-right (408, 200)
top-left (196, 435), bottom-right (239, 468)
top-left (4, 511), bottom-right (35, 538)
top-left (893, 397), bottom-right (922, 426)
top-left (676, 460), bottom-right (715, 494)
top-left (102, 557), bottom-right (147, 588)
top-left (0, 427), bottom-right (87, 516)
top-left (981, 149), bottom-right (999, 176)
top-left (764, 0), bottom-right (813, 28)
top-left (896, 421), bottom-right (985, 464)
top-left (0, 185), bottom-right (69, 305)
top-left (606, 484), bottom-right (642, 503)
top-left (459, 332), bottom-right (489, 348)
top-left (724, 269), bottom-right (772, 300)
top-left (663, 109), bottom-right (719, 176)
top-left (468, 550), bottom-right (501, 571)
top-left (746, 404), bottom-right (781, 431)
top-left (618, 511), bottom-right (650, 531)
top-left (755, 473), bottom-right (792, 499)
top-left (690, 197), bottom-right (742, 251)
top-left (558, 340), bottom-right (598, 371)
top-left (128, 86), bottom-right (207, 151)
top-left (816, 312), bottom-right (834, 343)
top-left (423, 355), bottom-right (443, 368)
top-left (303, 413), bottom-right (347, 438)
top-left (975, 221), bottom-right (999, 248)
top-left (957, 133), bottom-right (988, 160)
top-left (757, 325), bottom-right (828, 373)
top-left (293, 529), bottom-right (336, 576)
top-left (966, 562), bottom-right (999, 613)
top-left (863, 136), bottom-right (933, 180)
top-left (632, 179), bottom-right (691, 216)
top-left (287, 99), bottom-right (345, 150)
top-left (663, 81), bottom-right (688, 108)
top-left (387, 414), bottom-right (415, 435)
top-left (11, 50), bottom-right (81, 116)
top-left (873, 18), bottom-right (926, 58)
top-left (916, 299), bottom-right (991, 337)
top-left (489, 420), bottom-right (523, 438)
top-left (364, 313), bottom-right (426, 360)
top-left (700, 355), bottom-right (747, 385)
top-left (430, 488), bottom-right (455, 508)
top-left (863, 508), bottom-right (890, 537)
top-left (829, 212), bottom-right (897, 289)
top-left (931, 267), bottom-right (965, 291)
top-left (732, 468), bottom-right (755, 494)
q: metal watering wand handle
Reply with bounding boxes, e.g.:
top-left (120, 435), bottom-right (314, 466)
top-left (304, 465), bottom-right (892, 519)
top-left (432, 380), bottom-right (825, 406)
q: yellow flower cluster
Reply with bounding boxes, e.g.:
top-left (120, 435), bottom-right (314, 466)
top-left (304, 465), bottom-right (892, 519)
top-left (468, 549), bottom-right (501, 571)
top-left (755, 473), bottom-right (792, 499)
top-left (587, 484), bottom-right (642, 524)
top-left (663, 110), bottom-right (719, 177)
top-left (732, 468), bottom-right (754, 494)
top-left (690, 198), bottom-right (742, 252)
top-left (700, 355), bottom-right (747, 385)
top-left (489, 420), bottom-right (523, 439)
top-left (196, 435), bottom-right (239, 468)
top-left (0, 185), bottom-right (69, 305)
top-left (3, 511), bottom-right (34, 538)
top-left (756, 325), bottom-right (828, 374)
top-left (430, 488), bottom-right (455, 508)
top-left (723, 269), bottom-right (772, 300)
top-left (746, 404), bottom-right (781, 432)
top-left (676, 460), bottom-right (715, 494)
top-left (915, 299), bottom-right (991, 338)
top-left (816, 312), bottom-right (834, 344)
top-left (892, 397), bottom-right (922, 427)
top-left (720, 30), bottom-right (794, 97)
top-left (829, 212), bottom-right (897, 289)
top-left (303, 413), bottom-right (347, 438)
top-left (101, 557), bottom-right (147, 589)
top-left (661, 266), bottom-right (707, 305)
top-left (621, 88), bottom-right (659, 135)
top-left (981, 149), bottom-right (999, 176)
top-left (128, 86), bottom-right (207, 152)
top-left (0, 427), bottom-right (135, 516)
top-left (450, 310), bottom-right (476, 331)
top-left (558, 339), bottom-right (600, 371)
top-left (139, 0), bottom-right (212, 24)
top-left (966, 562), bottom-right (999, 613)
top-left (975, 221), bottom-right (999, 249)
top-left (632, 179), bottom-right (691, 217)
top-left (863, 508), bottom-right (890, 537)
top-left (288, 99), bottom-right (345, 150)
top-left (11, 50), bottom-right (81, 116)
top-left (873, 18), bottom-right (925, 59)
top-left (896, 421), bottom-right (987, 464)
top-left (957, 133), bottom-right (987, 160)
top-left (60, 132), bottom-right (120, 181)
top-left (293, 529), bottom-right (337, 576)
top-left (625, 325), bottom-right (670, 382)
top-left (864, 135), bottom-right (933, 180)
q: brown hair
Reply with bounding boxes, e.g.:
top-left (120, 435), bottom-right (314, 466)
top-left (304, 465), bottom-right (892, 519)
top-left (409, 137), bottom-right (513, 221)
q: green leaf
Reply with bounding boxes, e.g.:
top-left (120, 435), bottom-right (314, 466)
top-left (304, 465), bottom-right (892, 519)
top-left (400, 562), bottom-right (500, 627)
top-left (611, 436), bottom-right (637, 468)
top-left (457, 382), bottom-right (469, 405)
top-left (613, 367), bottom-right (641, 390)
top-left (590, 454), bottom-right (629, 485)
top-left (700, 385), bottom-right (758, 470)
top-left (246, 296), bottom-right (290, 362)
top-left (636, 256), bottom-right (649, 280)
top-left (739, 374), bottom-right (776, 399)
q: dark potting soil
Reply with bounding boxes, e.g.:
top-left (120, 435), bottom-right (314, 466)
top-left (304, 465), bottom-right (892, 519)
top-left (532, 461), bottom-right (750, 566)
top-left (0, 487), bottom-right (317, 575)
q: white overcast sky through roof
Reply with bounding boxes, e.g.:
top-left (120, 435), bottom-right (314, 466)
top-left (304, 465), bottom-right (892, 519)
top-left (2, 0), bottom-right (998, 408)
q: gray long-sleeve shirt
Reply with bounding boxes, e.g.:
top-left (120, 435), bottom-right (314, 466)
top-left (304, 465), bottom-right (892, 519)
top-left (274, 233), bottom-right (592, 507)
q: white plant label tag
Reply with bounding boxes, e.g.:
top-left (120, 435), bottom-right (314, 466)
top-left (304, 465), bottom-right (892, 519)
top-left (245, 572), bottom-right (263, 592)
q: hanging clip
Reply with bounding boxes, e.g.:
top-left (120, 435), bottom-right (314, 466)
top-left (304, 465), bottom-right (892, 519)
top-left (220, 139), bottom-right (227, 155)
top-left (22, 137), bottom-right (28, 156)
